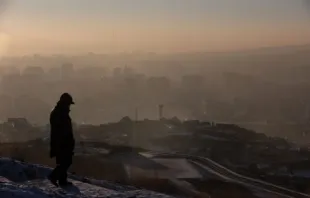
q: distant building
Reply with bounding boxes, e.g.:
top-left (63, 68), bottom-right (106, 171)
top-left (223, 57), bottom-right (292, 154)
top-left (0, 74), bottom-right (22, 95)
top-left (222, 72), bottom-right (255, 95)
top-left (6, 118), bottom-right (32, 129)
top-left (4, 66), bottom-right (20, 75)
top-left (123, 66), bottom-right (134, 77)
top-left (113, 67), bottom-right (122, 78)
top-left (181, 75), bottom-right (205, 91)
top-left (61, 63), bottom-right (74, 80)
top-left (23, 66), bottom-right (45, 76)
top-left (147, 76), bottom-right (171, 92)
top-left (79, 66), bottom-right (106, 80)
top-left (47, 67), bottom-right (62, 81)
top-left (123, 74), bottom-right (146, 90)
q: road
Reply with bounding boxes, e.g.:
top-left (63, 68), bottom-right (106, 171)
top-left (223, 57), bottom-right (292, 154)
top-left (151, 152), bottom-right (310, 198)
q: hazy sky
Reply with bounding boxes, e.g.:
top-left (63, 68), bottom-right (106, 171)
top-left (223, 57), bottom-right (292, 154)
top-left (1, 0), bottom-right (310, 55)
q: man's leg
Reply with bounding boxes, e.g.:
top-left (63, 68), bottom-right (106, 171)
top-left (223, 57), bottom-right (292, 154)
top-left (58, 154), bottom-right (72, 186)
top-left (48, 155), bottom-right (62, 186)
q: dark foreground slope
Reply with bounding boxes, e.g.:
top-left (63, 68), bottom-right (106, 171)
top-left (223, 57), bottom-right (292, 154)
top-left (0, 157), bottom-right (177, 198)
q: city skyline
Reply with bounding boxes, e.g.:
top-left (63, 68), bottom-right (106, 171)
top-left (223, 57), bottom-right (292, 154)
top-left (0, 0), bottom-right (310, 56)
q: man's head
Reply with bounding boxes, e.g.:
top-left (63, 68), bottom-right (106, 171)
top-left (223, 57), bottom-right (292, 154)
top-left (59, 93), bottom-right (75, 106)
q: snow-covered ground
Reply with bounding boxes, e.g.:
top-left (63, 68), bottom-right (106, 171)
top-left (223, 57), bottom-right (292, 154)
top-left (0, 158), bottom-right (176, 198)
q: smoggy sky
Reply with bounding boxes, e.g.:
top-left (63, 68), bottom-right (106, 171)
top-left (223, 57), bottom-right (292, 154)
top-left (1, 0), bottom-right (310, 55)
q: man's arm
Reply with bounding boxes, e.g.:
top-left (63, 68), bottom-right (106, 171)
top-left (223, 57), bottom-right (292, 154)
top-left (50, 111), bottom-right (63, 156)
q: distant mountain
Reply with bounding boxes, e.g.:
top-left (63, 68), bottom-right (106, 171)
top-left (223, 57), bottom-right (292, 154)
top-left (2, 43), bottom-right (310, 63)
top-left (228, 44), bottom-right (310, 56)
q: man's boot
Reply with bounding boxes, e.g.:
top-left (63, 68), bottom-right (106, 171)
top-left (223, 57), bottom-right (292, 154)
top-left (59, 171), bottom-right (72, 187)
top-left (48, 173), bottom-right (58, 187)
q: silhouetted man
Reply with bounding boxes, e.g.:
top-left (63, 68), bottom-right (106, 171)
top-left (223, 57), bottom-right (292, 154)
top-left (48, 93), bottom-right (75, 187)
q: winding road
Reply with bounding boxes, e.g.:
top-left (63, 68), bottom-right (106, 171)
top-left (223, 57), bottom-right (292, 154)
top-left (150, 152), bottom-right (310, 198)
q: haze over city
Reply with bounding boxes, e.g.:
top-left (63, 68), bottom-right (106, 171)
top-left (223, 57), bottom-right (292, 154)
top-left (0, 0), bottom-right (309, 55)
top-left (0, 1), bottom-right (309, 197)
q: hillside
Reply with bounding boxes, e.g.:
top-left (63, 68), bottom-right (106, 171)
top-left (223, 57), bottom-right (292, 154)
top-left (0, 158), bottom-right (175, 198)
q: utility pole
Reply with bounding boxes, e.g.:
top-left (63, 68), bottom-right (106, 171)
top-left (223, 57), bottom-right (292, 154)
top-left (159, 104), bottom-right (164, 120)
top-left (132, 107), bottom-right (138, 148)
top-left (135, 107), bottom-right (138, 121)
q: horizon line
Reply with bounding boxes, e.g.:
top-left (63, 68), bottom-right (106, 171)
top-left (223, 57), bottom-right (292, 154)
top-left (2, 43), bottom-right (310, 58)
